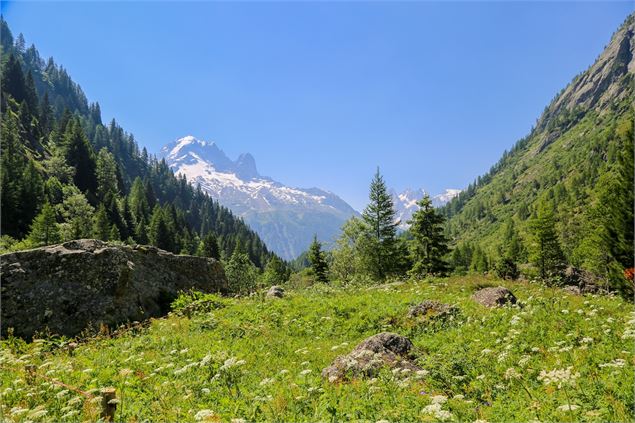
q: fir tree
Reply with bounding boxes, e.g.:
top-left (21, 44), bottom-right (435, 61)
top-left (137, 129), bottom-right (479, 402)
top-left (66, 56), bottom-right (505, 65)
top-left (361, 168), bottom-right (399, 280)
top-left (308, 235), bottom-right (329, 283)
top-left (262, 255), bottom-right (289, 286)
top-left (28, 203), bottom-right (61, 246)
top-left (407, 194), bottom-right (449, 276)
top-left (530, 200), bottom-right (566, 281)
top-left (92, 204), bottom-right (111, 241)
top-left (200, 232), bottom-right (221, 260)
top-left (63, 119), bottom-right (98, 195)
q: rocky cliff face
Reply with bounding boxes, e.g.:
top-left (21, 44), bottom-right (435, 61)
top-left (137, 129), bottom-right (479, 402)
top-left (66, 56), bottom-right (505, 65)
top-left (1, 239), bottom-right (228, 338)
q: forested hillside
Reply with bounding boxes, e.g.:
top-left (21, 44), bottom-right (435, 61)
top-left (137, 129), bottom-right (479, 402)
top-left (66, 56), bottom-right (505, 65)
top-left (0, 18), bottom-right (274, 267)
top-left (441, 14), bottom-right (634, 289)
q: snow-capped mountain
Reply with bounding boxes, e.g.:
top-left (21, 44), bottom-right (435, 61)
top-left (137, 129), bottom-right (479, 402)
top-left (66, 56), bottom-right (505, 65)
top-left (161, 136), bottom-right (358, 260)
top-left (392, 188), bottom-right (461, 229)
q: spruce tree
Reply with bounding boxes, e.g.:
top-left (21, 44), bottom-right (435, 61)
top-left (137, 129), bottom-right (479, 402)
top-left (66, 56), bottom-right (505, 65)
top-left (92, 204), bottom-right (111, 241)
top-left (200, 232), bottom-right (221, 260)
top-left (407, 194), bottom-right (449, 276)
top-left (63, 119), bottom-right (98, 195)
top-left (96, 148), bottom-right (119, 200)
top-left (308, 235), bottom-right (329, 283)
top-left (28, 203), bottom-right (61, 246)
top-left (361, 168), bottom-right (399, 280)
top-left (530, 200), bottom-right (566, 280)
top-left (262, 255), bottom-right (289, 286)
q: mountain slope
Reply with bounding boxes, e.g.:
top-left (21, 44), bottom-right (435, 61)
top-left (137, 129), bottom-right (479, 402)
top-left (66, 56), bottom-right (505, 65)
top-left (0, 19), bottom-right (275, 267)
top-left (441, 14), bottom-right (634, 281)
top-left (162, 136), bottom-right (358, 260)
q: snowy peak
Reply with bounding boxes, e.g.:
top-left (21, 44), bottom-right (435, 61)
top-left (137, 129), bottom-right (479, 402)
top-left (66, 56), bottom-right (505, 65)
top-left (392, 187), bottom-right (461, 229)
top-left (160, 136), bottom-right (358, 260)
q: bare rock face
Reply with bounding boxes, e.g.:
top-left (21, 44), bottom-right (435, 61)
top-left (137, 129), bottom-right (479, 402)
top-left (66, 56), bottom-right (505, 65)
top-left (322, 332), bottom-right (421, 383)
top-left (408, 300), bottom-right (458, 320)
top-left (266, 285), bottom-right (285, 298)
top-left (472, 286), bottom-right (517, 308)
top-left (1, 239), bottom-right (228, 338)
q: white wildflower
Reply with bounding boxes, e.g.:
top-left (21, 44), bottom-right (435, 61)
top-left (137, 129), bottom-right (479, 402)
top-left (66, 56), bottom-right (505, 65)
top-left (195, 409), bottom-right (215, 421)
top-left (556, 404), bottom-right (580, 411)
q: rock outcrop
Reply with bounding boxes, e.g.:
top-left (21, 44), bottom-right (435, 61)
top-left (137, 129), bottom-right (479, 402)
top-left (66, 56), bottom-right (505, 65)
top-left (1, 239), bottom-right (228, 338)
top-left (322, 332), bottom-right (421, 383)
top-left (266, 285), bottom-right (285, 298)
top-left (472, 286), bottom-right (517, 308)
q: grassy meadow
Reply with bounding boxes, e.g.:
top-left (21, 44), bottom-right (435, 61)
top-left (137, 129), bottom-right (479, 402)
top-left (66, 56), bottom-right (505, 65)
top-left (1, 276), bottom-right (633, 422)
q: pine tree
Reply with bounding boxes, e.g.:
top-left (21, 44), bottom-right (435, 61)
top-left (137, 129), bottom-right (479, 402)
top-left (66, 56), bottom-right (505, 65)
top-left (362, 168), bottom-right (400, 280)
top-left (262, 255), bottom-right (289, 286)
top-left (92, 204), bottom-right (111, 241)
top-left (408, 194), bottom-right (449, 276)
top-left (63, 119), bottom-right (98, 195)
top-left (149, 206), bottom-right (173, 251)
top-left (96, 148), bottom-right (119, 200)
top-left (200, 232), bottom-right (220, 260)
top-left (28, 203), bottom-right (61, 246)
top-left (109, 224), bottom-right (121, 241)
top-left (308, 235), bottom-right (329, 283)
top-left (530, 200), bottom-right (566, 280)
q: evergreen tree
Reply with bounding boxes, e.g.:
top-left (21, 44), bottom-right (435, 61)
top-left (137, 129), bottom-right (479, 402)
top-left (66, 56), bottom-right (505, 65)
top-left (135, 215), bottom-right (149, 245)
top-left (63, 119), bottom-right (98, 195)
top-left (225, 249), bottom-right (258, 293)
top-left (96, 148), bottom-right (119, 200)
top-left (199, 232), bottom-right (221, 260)
top-left (109, 224), bottom-right (121, 241)
top-left (92, 204), bottom-right (111, 241)
top-left (530, 200), bottom-right (566, 280)
top-left (407, 194), bottom-right (449, 276)
top-left (57, 185), bottom-right (95, 240)
top-left (262, 255), bottom-right (289, 286)
top-left (361, 168), bottom-right (400, 280)
top-left (149, 206), bottom-right (173, 251)
top-left (308, 235), bottom-right (329, 283)
top-left (28, 203), bottom-right (61, 246)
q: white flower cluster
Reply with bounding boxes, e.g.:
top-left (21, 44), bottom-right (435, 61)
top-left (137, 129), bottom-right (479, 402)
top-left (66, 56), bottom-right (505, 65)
top-left (599, 358), bottom-right (626, 368)
top-left (220, 357), bottom-right (246, 372)
top-left (537, 367), bottom-right (580, 388)
top-left (421, 395), bottom-right (452, 421)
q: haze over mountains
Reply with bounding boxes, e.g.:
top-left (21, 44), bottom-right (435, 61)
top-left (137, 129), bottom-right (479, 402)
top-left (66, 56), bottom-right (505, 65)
top-left (161, 136), bottom-right (358, 259)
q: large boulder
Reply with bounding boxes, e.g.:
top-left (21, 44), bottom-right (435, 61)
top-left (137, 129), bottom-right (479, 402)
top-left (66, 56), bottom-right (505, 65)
top-left (1, 239), bottom-right (228, 338)
top-left (472, 286), bottom-right (517, 308)
top-left (322, 332), bottom-right (421, 383)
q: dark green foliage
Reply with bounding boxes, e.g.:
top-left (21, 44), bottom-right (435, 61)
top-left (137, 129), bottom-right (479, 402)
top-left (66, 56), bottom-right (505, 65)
top-left (361, 168), bottom-right (400, 280)
top-left (408, 194), bottom-right (449, 276)
top-left (530, 200), bottom-right (566, 281)
top-left (262, 255), bottom-right (290, 286)
top-left (308, 235), bottom-right (329, 283)
top-left (0, 18), bottom-right (277, 267)
top-left (200, 232), bottom-right (221, 260)
top-left (494, 257), bottom-right (519, 280)
top-left (27, 203), bottom-right (60, 246)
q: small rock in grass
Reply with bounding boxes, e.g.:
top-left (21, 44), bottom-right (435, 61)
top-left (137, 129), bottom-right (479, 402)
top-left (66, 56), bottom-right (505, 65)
top-left (322, 332), bottom-right (421, 383)
top-left (266, 286), bottom-right (285, 299)
top-left (472, 286), bottom-right (517, 308)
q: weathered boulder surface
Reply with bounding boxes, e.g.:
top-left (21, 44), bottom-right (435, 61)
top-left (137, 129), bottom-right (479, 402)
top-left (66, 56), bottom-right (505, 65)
top-left (472, 286), bottom-right (517, 308)
top-left (408, 300), bottom-right (458, 320)
top-left (322, 332), bottom-right (421, 383)
top-left (1, 239), bottom-right (228, 338)
top-left (266, 285), bottom-right (285, 298)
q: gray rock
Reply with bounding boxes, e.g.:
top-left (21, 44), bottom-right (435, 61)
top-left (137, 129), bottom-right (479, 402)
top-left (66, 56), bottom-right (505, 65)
top-left (563, 285), bottom-right (582, 296)
top-left (472, 286), bottom-right (517, 308)
top-left (408, 300), bottom-right (458, 319)
top-left (1, 239), bottom-right (228, 338)
top-left (322, 332), bottom-right (421, 383)
top-left (266, 285), bottom-right (285, 298)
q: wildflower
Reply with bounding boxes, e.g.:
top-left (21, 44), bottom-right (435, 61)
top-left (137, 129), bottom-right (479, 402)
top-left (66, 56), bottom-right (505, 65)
top-left (415, 369), bottom-right (429, 379)
top-left (431, 395), bottom-right (448, 404)
top-left (376, 420), bottom-right (390, 423)
top-left (481, 348), bottom-right (493, 355)
top-left (504, 367), bottom-right (521, 380)
top-left (580, 337), bottom-right (593, 344)
top-left (599, 359), bottom-right (626, 368)
top-left (260, 378), bottom-right (274, 386)
top-left (537, 367), bottom-right (580, 388)
top-left (422, 403), bottom-right (442, 414)
top-left (435, 410), bottom-right (453, 421)
top-left (453, 394), bottom-right (465, 400)
top-left (531, 347), bottom-right (540, 352)
top-left (195, 409), bottom-right (216, 421)
top-left (561, 309), bottom-right (569, 314)
top-left (476, 374), bottom-right (485, 380)
top-left (231, 419), bottom-right (247, 423)
top-left (119, 368), bottom-right (133, 377)
top-left (10, 408), bottom-right (29, 417)
top-left (300, 361), bottom-right (310, 367)
top-left (279, 369), bottom-right (289, 375)
top-left (510, 315), bottom-right (522, 325)
top-left (518, 355), bottom-right (531, 367)
top-left (299, 369), bottom-right (312, 376)
top-left (556, 404), bottom-right (580, 411)
top-left (56, 389), bottom-right (70, 399)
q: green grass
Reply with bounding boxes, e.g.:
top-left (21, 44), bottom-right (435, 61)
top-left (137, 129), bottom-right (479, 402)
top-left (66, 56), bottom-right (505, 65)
top-left (1, 276), bottom-right (633, 422)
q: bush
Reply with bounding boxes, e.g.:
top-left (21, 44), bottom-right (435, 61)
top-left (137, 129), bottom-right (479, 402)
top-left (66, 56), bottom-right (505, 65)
top-left (171, 290), bottom-right (227, 317)
top-left (494, 257), bottom-right (520, 280)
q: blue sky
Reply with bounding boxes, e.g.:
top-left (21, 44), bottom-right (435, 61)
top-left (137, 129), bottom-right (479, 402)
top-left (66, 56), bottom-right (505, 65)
top-left (3, 1), bottom-right (632, 210)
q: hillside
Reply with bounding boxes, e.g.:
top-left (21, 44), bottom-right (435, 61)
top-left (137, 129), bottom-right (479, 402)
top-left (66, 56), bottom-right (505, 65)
top-left (1, 277), bottom-right (632, 421)
top-left (0, 19), bottom-right (275, 267)
top-left (441, 14), bottom-right (634, 283)
top-left (161, 136), bottom-right (358, 260)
